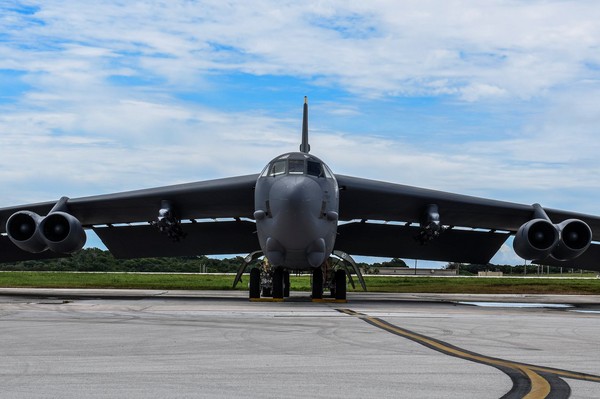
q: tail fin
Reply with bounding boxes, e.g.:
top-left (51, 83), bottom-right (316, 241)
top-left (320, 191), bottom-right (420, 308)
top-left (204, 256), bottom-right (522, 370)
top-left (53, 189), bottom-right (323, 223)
top-left (299, 96), bottom-right (310, 153)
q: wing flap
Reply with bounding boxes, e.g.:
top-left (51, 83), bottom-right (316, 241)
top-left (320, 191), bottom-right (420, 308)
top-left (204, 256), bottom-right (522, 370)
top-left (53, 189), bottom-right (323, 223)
top-left (94, 221), bottom-right (259, 259)
top-left (335, 222), bottom-right (510, 264)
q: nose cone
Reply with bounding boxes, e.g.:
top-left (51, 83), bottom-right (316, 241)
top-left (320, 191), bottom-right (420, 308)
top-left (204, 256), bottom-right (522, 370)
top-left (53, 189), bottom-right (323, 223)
top-left (269, 175), bottom-right (322, 218)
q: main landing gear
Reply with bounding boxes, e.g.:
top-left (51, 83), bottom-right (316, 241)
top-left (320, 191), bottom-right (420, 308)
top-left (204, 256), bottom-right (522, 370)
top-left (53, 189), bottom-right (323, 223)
top-left (312, 265), bottom-right (347, 301)
top-left (245, 256), bottom-right (354, 302)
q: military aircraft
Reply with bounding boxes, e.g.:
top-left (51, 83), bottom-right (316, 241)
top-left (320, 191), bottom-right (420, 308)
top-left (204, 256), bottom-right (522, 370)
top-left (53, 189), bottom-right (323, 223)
top-left (1, 98), bottom-right (599, 300)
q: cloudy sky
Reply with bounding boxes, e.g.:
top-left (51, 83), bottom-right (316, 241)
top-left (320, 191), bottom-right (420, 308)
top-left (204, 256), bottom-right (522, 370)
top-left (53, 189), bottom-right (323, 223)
top-left (2, 1), bottom-right (600, 265)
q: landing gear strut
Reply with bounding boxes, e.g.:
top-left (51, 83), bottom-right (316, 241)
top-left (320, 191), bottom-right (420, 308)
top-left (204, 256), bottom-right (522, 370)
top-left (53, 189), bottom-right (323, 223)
top-left (284, 271), bottom-right (290, 297)
top-left (312, 266), bottom-right (323, 299)
top-left (333, 269), bottom-right (347, 300)
top-left (249, 268), bottom-right (260, 299)
top-left (272, 267), bottom-right (284, 299)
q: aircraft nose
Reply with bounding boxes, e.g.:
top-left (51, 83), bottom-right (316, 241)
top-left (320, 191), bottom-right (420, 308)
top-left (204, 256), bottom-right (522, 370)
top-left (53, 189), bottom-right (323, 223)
top-left (270, 175), bottom-right (322, 216)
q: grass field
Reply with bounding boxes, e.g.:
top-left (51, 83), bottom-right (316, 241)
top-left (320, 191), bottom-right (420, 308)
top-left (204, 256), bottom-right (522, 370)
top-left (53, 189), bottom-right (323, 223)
top-left (1, 272), bottom-right (600, 294)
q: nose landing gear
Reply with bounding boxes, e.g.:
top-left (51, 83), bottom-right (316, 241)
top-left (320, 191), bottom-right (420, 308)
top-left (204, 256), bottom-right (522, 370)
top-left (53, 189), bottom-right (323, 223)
top-left (248, 259), bottom-right (290, 301)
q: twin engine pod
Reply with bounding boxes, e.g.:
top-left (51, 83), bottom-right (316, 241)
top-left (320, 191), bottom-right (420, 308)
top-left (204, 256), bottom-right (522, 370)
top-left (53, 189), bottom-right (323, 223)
top-left (6, 211), bottom-right (86, 254)
top-left (513, 218), bottom-right (592, 261)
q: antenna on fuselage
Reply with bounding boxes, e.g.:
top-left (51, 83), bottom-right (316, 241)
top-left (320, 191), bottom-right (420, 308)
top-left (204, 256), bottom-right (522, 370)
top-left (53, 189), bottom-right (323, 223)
top-left (300, 96), bottom-right (310, 153)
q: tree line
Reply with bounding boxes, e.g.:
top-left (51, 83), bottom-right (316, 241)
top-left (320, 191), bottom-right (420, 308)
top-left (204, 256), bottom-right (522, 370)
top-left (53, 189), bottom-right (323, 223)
top-left (0, 249), bottom-right (406, 273)
top-left (0, 248), bottom-right (243, 273)
top-left (0, 249), bottom-right (592, 274)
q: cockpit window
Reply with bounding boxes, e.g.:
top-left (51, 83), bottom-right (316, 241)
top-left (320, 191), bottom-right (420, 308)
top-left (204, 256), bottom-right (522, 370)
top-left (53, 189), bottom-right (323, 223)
top-left (307, 160), bottom-right (322, 177)
top-left (260, 164), bottom-right (269, 177)
top-left (270, 160), bottom-right (286, 176)
top-left (262, 156), bottom-right (333, 179)
top-left (288, 159), bottom-right (304, 174)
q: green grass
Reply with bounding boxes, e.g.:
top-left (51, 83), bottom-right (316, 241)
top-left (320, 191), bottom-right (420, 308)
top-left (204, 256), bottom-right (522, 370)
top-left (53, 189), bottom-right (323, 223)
top-left (0, 272), bottom-right (239, 290)
top-left (1, 272), bottom-right (600, 294)
top-left (357, 276), bottom-right (600, 294)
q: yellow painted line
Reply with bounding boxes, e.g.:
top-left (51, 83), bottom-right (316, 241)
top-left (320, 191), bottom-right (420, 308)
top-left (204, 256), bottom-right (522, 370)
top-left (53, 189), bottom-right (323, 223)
top-left (338, 310), bottom-right (551, 398)
top-left (339, 307), bottom-right (600, 397)
top-left (527, 365), bottom-right (600, 383)
top-left (249, 298), bottom-right (285, 302)
top-left (337, 309), bottom-right (361, 316)
top-left (365, 317), bottom-right (552, 398)
top-left (312, 298), bottom-right (347, 303)
top-left (517, 366), bottom-right (551, 399)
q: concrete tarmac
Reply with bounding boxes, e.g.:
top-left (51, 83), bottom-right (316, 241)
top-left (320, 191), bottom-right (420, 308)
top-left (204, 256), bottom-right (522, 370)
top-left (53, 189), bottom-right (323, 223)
top-left (1, 290), bottom-right (600, 398)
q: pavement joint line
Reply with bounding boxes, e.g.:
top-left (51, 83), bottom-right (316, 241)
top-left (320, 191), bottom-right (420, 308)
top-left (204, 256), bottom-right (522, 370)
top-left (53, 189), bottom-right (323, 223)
top-left (337, 308), bottom-right (600, 399)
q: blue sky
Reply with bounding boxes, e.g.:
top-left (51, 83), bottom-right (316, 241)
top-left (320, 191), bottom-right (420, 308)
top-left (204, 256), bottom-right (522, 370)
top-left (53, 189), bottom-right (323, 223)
top-left (2, 1), bottom-right (600, 266)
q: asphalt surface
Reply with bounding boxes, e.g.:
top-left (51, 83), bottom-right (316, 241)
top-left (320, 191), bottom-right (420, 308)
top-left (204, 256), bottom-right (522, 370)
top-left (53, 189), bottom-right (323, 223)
top-left (1, 290), bottom-right (600, 398)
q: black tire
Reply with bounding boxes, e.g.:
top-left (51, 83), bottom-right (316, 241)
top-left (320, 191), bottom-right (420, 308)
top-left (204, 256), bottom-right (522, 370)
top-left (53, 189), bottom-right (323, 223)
top-left (334, 269), bottom-right (347, 300)
top-left (249, 268), bottom-right (260, 299)
top-left (272, 268), bottom-right (284, 299)
top-left (284, 270), bottom-right (290, 297)
top-left (312, 267), bottom-right (323, 299)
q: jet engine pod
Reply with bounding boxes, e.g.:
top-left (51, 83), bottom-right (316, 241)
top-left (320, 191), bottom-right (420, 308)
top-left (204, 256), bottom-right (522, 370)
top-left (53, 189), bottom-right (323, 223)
top-left (39, 212), bottom-right (87, 254)
top-left (6, 211), bottom-right (48, 253)
top-left (551, 219), bottom-right (592, 261)
top-left (513, 218), bottom-right (559, 260)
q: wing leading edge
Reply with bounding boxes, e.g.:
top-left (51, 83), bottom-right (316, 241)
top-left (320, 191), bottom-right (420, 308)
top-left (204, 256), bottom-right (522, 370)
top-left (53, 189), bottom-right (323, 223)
top-left (0, 174), bottom-right (259, 262)
top-left (336, 175), bottom-right (600, 271)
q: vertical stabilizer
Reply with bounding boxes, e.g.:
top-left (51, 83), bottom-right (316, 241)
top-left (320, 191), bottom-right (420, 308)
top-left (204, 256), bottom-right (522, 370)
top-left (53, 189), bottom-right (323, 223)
top-left (300, 96), bottom-right (310, 153)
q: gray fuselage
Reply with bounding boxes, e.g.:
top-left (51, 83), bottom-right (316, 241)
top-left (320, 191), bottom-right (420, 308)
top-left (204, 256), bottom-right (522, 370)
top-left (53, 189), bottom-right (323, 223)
top-left (254, 152), bottom-right (339, 270)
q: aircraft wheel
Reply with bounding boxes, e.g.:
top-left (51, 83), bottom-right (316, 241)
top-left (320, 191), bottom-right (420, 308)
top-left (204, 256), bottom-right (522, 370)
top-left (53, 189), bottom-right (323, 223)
top-left (284, 270), bottom-right (290, 297)
top-left (272, 267), bottom-right (284, 299)
top-left (334, 269), bottom-right (347, 300)
top-left (312, 267), bottom-right (323, 299)
top-left (249, 268), bottom-right (260, 299)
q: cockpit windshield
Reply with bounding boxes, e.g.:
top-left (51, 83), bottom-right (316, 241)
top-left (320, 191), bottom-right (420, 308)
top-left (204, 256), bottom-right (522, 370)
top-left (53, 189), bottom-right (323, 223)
top-left (288, 159), bottom-right (304, 174)
top-left (260, 154), bottom-right (333, 179)
top-left (307, 160), bottom-right (322, 177)
top-left (270, 160), bottom-right (286, 176)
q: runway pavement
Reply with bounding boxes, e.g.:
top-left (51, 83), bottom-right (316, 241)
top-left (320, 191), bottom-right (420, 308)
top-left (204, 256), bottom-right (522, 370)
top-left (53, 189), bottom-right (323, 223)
top-left (1, 290), bottom-right (600, 398)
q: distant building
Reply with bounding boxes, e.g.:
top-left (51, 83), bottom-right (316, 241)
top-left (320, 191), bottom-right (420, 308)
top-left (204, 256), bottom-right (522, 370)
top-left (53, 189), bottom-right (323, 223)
top-left (477, 271), bottom-right (503, 277)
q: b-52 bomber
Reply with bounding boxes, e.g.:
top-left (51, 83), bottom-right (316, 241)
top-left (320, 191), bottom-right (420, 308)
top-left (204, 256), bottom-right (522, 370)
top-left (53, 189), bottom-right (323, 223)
top-left (1, 98), bottom-right (599, 300)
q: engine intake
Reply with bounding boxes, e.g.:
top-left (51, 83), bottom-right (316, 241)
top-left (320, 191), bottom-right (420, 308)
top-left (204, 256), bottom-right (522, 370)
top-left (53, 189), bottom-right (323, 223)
top-left (6, 211), bottom-right (48, 253)
top-left (39, 212), bottom-right (86, 254)
top-left (513, 219), bottom-right (558, 260)
top-left (552, 219), bottom-right (592, 261)
top-left (7, 210), bottom-right (86, 254)
top-left (513, 217), bottom-right (592, 261)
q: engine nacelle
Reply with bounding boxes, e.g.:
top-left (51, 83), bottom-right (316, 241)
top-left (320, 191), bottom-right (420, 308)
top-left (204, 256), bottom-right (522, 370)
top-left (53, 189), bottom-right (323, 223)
top-left (6, 210), bottom-right (86, 254)
top-left (6, 211), bottom-right (48, 253)
top-left (513, 218), bottom-right (558, 260)
top-left (39, 211), bottom-right (86, 254)
top-left (551, 219), bottom-right (592, 261)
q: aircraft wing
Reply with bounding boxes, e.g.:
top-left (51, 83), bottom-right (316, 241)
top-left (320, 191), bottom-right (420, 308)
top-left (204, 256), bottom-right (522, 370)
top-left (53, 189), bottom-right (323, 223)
top-left (0, 174), bottom-right (260, 261)
top-left (335, 175), bottom-right (600, 270)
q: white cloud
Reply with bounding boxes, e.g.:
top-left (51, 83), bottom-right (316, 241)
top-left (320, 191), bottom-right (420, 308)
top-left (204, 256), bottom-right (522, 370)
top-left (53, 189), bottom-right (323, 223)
top-left (1, 1), bottom-right (600, 265)
top-left (3, 1), bottom-right (600, 98)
